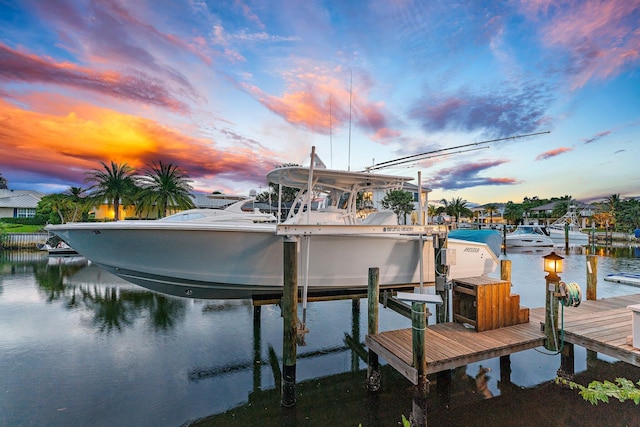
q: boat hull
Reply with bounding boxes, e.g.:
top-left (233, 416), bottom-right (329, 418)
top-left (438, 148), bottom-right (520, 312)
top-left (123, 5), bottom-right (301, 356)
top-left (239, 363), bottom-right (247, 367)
top-left (48, 222), bottom-right (498, 299)
top-left (505, 236), bottom-right (554, 247)
top-left (547, 229), bottom-right (589, 244)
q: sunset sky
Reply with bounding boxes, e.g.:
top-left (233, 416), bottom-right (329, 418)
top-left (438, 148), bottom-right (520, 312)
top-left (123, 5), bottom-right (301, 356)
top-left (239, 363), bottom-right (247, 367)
top-left (1, 0), bottom-right (638, 205)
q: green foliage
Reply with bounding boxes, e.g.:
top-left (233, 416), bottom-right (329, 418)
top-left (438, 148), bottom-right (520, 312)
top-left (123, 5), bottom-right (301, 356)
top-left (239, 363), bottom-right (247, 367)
top-left (0, 223), bottom-right (43, 233)
top-left (381, 190), bottom-right (415, 223)
top-left (555, 377), bottom-right (640, 405)
top-left (0, 217), bottom-right (46, 225)
top-left (0, 224), bottom-right (7, 247)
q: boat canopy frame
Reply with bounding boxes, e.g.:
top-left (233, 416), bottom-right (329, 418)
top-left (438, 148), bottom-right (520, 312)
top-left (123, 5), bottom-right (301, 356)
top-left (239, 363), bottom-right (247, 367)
top-left (267, 166), bottom-right (413, 225)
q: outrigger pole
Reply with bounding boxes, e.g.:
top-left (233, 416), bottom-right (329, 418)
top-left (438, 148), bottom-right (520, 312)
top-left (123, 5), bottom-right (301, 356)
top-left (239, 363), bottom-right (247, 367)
top-left (364, 130), bottom-right (550, 172)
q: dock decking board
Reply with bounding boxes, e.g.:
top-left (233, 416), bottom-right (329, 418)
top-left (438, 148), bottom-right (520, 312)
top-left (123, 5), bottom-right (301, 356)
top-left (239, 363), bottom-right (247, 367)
top-left (366, 293), bottom-right (640, 385)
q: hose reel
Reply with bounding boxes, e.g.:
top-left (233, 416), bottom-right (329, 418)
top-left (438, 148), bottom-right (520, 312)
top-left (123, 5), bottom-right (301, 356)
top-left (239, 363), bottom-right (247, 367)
top-left (558, 281), bottom-right (581, 307)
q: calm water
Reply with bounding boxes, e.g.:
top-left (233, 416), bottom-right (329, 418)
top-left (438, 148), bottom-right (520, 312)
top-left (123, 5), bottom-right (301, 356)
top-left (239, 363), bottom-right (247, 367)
top-left (1, 245), bottom-right (640, 426)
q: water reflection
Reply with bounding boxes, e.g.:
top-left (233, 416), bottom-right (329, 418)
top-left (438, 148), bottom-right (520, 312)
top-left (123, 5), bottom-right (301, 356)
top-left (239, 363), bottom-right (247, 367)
top-left (2, 246), bottom-right (640, 426)
top-left (3, 253), bottom-right (189, 333)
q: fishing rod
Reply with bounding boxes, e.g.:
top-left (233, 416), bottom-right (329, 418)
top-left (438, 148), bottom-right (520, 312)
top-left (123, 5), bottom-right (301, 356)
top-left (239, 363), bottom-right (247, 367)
top-left (377, 146), bottom-right (491, 170)
top-left (365, 130), bottom-right (550, 171)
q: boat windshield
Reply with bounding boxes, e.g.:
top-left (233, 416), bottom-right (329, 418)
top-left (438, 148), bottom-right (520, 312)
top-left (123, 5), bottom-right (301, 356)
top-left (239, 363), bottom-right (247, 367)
top-left (513, 226), bottom-right (548, 236)
top-left (160, 212), bottom-right (206, 222)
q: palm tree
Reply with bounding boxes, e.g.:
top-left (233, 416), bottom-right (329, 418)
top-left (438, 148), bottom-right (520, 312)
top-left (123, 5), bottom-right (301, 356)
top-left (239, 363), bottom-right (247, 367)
top-left (135, 161), bottom-right (194, 218)
top-left (85, 161), bottom-right (136, 221)
top-left (485, 204), bottom-right (498, 224)
top-left (0, 172), bottom-right (7, 189)
top-left (64, 186), bottom-right (87, 222)
top-left (441, 197), bottom-right (472, 224)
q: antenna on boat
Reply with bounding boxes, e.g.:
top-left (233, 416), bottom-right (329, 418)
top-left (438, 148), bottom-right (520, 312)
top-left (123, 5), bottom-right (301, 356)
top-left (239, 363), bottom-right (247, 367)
top-left (329, 94), bottom-right (333, 168)
top-left (348, 71), bottom-right (352, 171)
top-left (365, 130), bottom-right (550, 172)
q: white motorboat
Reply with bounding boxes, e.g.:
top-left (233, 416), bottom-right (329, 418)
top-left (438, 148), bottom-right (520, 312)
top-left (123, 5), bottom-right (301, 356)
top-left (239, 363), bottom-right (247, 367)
top-left (604, 273), bottom-right (640, 287)
top-left (547, 205), bottom-right (589, 244)
top-left (505, 225), bottom-right (554, 247)
top-left (47, 164), bottom-right (499, 299)
top-left (37, 240), bottom-right (79, 256)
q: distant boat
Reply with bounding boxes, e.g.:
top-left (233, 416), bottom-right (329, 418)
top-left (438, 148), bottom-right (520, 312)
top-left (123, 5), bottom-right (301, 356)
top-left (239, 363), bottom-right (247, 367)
top-left (505, 225), bottom-right (554, 247)
top-left (37, 240), bottom-right (79, 256)
top-left (604, 273), bottom-right (640, 287)
top-left (547, 205), bottom-right (589, 244)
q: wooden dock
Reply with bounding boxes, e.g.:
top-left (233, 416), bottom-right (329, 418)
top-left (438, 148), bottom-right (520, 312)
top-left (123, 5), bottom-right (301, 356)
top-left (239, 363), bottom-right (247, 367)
top-left (366, 293), bottom-right (640, 384)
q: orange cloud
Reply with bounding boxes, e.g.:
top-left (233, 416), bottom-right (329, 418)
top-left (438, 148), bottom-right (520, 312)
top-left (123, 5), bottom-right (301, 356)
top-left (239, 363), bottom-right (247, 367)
top-left (535, 147), bottom-right (573, 161)
top-left (241, 68), bottom-right (390, 137)
top-left (0, 96), bottom-right (278, 188)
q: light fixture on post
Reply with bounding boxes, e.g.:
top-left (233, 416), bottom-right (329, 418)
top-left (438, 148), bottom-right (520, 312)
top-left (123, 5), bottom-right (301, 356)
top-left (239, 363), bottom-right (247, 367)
top-left (543, 251), bottom-right (564, 281)
top-left (543, 251), bottom-right (564, 351)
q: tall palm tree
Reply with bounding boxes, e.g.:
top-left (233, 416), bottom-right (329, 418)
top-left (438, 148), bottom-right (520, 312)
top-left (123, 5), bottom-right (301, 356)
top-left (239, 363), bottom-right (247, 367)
top-left (136, 161), bottom-right (194, 218)
top-left (85, 161), bottom-right (136, 221)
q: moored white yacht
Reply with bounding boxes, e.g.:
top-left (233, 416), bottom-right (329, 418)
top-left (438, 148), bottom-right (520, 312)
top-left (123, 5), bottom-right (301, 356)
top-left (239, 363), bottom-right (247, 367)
top-left (546, 205), bottom-right (589, 244)
top-left (47, 160), bottom-right (500, 299)
top-left (505, 224), bottom-right (554, 247)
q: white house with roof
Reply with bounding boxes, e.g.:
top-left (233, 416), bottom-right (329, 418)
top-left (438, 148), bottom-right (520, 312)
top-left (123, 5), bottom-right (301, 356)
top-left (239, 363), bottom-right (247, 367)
top-left (0, 190), bottom-right (44, 219)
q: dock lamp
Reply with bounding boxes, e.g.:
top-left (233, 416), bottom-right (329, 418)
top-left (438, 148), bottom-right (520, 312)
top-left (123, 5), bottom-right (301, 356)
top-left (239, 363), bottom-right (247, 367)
top-left (543, 251), bottom-right (564, 351)
top-left (543, 251), bottom-right (564, 281)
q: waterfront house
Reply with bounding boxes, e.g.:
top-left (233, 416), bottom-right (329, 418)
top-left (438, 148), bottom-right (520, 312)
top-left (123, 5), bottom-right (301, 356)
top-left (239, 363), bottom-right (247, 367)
top-left (0, 189), bottom-right (44, 219)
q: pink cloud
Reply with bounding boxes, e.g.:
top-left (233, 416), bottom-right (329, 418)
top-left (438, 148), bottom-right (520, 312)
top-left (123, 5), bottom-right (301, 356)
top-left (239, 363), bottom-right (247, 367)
top-left (535, 147), bottom-right (573, 160)
top-left (371, 127), bottom-right (402, 144)
top-left (0, 43), bottom-right (190, 113)
top-left (522, 0), bottom-right (640, 89)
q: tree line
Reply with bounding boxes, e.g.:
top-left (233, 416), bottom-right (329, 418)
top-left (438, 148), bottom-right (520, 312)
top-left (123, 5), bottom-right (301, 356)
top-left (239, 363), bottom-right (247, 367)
top-left (37, 160), bottom-right (195, 223)
top-left (379, 191), bottom-right (640, 233)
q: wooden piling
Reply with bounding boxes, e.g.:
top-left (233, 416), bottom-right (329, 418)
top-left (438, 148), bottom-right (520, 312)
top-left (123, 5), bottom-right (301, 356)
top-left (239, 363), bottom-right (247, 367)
top-left (253, 306), bottom-right (262, 394)
top-left (586, 254), bottom-right (597, 301)
top-left (410, 301), bottom-right (428, 426)
top-left (544, 276), bottom-right (560, 352)
top-left (367, 267), bottom-right (381, 392)
top-left (351, 299), bottom-right (361, 371)
top-left (500, 259), bottom-right (512, 283)
top-left (502, 225), bottom-right (507, 255)
top-left (281, 237), bottom-right (298, 407)
top-left (558, 342), bottom-right (575, 379)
